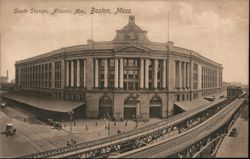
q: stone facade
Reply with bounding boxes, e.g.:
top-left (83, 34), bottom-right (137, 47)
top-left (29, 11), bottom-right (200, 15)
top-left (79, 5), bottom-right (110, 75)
top-left (14, 16), bottom-right (223, 120)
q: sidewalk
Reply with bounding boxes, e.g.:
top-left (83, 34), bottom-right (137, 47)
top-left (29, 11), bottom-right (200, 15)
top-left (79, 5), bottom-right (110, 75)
top-left (61, 118), bottom-right (161, 142)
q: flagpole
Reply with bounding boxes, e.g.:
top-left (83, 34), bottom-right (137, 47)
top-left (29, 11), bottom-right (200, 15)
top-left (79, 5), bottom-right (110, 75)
top-left (168, 10), bottom-right (169, 42)
top-left (91, 14), bottom-right (93, 49)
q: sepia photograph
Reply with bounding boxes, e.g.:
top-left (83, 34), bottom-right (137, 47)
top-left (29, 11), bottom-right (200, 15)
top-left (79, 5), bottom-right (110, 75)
top-left (0, 0), bottom-right (248, 158)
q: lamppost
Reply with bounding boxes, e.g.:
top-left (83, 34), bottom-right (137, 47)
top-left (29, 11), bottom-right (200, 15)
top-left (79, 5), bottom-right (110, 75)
top-left (107, 113), bottom-right (111, 137)
top-left (68, 110), bottom-right (74, 133)
top-left (136, 93), bottom-right (140, 124)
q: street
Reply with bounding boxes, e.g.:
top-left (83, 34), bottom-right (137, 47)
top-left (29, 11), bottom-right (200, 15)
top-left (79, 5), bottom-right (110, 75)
top-left (216, 117), bottom-right (248, 157)
top-left (0, 103), bottom-right (161, 157)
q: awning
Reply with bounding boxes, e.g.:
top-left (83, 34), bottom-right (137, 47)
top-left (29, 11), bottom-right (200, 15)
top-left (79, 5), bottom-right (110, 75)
top-left (1, 93), bottom-right (84, 113)
top-left (174, 98), bottom-right (210, 111)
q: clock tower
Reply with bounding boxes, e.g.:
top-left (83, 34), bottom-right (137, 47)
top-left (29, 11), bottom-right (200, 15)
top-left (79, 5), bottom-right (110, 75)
top-left (113, 15), bottom-right (150, 43)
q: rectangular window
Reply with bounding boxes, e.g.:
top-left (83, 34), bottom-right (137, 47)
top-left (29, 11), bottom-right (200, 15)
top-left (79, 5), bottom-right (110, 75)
top-left (177, 95), bottom-right (180, 101)
top-left (128, 82), bottom-right (134, 90)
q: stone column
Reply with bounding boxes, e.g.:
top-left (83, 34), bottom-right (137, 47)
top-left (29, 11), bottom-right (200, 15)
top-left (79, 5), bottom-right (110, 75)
top-left (162, 60), bottom-right (166, 88)
top-left (47, 64), bottom-right (50, 88)
top-left (198, 64), bottom-right (202, 90)
top-left (145, 59), bottom-right (149, 89)
top-left (95, 59), bottom-right (99, 88)
top-left (43, 64), bottom-right (46, 88)
top-left (114, 58), bottom-right (119, 88)
top-left (71, 60), bottom-right (74, 87)
top-left (168, 59), bottom-right (175, 91)
top-left (77, 60), bottom-right (80, 87)
top-left (153, 59), bottom-right (158, 89)
top-left (52, 62), bottom-right (55, 88)
top-left (119, 59), bottom-right (124, 88)
top-left (66, 61), bottom-right (69, 87)
top-left (178, 61), bottom-right (182, 88)
top-left (83, 60), bottom-right (86, 87)
top-left (140, 59), bottom-right (144, 88)
top-left (187, 63), bottom-right (190, 88)
top-left (183, 61), bottom-right (186, 89)
top-left (104, 59), bottom-right (108, 88)
top-left (190, 62), bottom-right (193, 91)
top-left (61, 60), bottom-right (65, 88)
top-left (18, 68), bottom-right (21, 86)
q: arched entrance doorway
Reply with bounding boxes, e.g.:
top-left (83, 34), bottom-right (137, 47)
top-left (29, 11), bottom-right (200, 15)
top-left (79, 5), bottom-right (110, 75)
top-left (99, 95), bottom-right (113, 118)
top-left (124, 96), bottom-right (137, 119)
top-left (149, 96), bottom-right (162, 118)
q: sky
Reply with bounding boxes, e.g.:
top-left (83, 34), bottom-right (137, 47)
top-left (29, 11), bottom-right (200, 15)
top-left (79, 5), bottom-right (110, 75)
top-left (0, 0), bottom-right (249, 84)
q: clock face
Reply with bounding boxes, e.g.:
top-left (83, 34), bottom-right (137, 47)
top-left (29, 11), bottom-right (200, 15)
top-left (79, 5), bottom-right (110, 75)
top-left (127, 32), bottom-right (137, 40)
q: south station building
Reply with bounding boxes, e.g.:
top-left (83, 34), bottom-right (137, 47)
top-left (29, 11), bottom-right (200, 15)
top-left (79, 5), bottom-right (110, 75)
top-left (5, 16), bottom-right (223, 121)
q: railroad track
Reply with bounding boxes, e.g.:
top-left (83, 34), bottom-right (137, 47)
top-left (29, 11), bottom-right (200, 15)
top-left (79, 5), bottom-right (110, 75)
top-left (120, 98), bottom-right (245, 158)
top-left (14, 121), bottom-right (58, 152)
top-left (22, 98), bottom-right (229, 158)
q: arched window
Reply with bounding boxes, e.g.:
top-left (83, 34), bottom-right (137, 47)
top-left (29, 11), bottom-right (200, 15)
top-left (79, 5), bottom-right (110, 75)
top-left (124, 96), bottom-right (137, 107)
top-left (150, 96), bottom-right (162, 107)
top-left (124, 95), bottom-right (137, 119)
top-left (99, 96), bottom-right (112, 107)
top-left (149, 95), bottom-right (162, 118)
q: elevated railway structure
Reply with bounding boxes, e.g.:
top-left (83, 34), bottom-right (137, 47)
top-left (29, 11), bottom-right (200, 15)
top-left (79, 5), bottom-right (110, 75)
top-left (118, 93), bottom-right (248, 158)
top-left (22, 97), bottom-right (234, 158)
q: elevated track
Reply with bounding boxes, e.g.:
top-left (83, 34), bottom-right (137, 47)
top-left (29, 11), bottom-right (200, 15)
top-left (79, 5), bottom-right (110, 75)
top-left (119, 96), bottom-right (247, 158)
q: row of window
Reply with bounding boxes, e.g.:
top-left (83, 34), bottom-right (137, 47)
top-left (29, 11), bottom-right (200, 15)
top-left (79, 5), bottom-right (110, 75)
top-left (96, 58), bottom-right (164, 90)
top-left (55, 61), bottom-right (62, 88)
top-left (201, 89), bottom-right (218, 96)
top-left (67, 60), bottom-right (85, 87)
top-left (176, 93), bottom-right (198, 101)
top-left (18, 63), bottom-right (52, 88)
top-left (201, 66), bottom-right (218, 89)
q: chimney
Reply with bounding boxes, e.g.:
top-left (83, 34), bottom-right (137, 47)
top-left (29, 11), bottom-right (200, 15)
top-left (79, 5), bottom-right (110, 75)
top-left (129, 15), bottom-right (135, 24)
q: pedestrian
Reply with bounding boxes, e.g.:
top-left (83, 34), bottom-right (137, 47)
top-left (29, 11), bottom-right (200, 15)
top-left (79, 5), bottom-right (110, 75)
top-left (117, 129), bottom-right (121, 134)
top-left (74, 121), bottom-right (76, 126)
top-left (95, 122), bottom-right (98, 127)
top-left (114, 121), bottom-right (116, 126)
top-left (86, 125), bottom-right (88, 130)
top-left (67, 140), bottom-right (69, 146)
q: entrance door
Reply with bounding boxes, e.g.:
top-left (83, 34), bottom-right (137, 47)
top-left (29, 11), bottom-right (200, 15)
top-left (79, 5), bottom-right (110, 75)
top-left (99, 96), bottom-right (113, 118)
top-left (124, 96), bottom-right (137, 119)
top-left (149, 96), bottom-right (162, 118)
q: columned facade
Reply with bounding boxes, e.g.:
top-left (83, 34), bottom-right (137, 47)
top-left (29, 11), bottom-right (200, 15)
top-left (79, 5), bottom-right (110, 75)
top-left (14, 16), bottom-right (223, 121)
